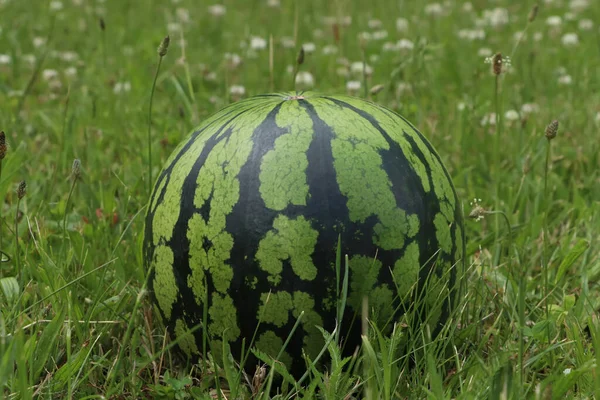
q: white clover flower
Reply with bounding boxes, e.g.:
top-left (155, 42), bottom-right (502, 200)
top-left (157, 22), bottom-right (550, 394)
top-left (42, 69), bottom-right (59, 80)
top-left (350, 61), bottom-right (373, 76)
top-left (558, 74), bottom-right (572, 85)
top-left (224, 52), bottom-right (242, 68)
top-left (0, 54), bottom-right (11, 64)
top-left (302, 42), bottom-right (316, 53)
top-left (578, 19), bottom-right (593, 30)
top-left (564, 12), bottom-right (577, 21)
top-left (33, 37), bottom-right (47, 48)
top-left (336, 66), bottom-right (349, 77)
top-left (337, 57), bottom-right (349, 66)
top-left (64, 66), bottom-right (77, 77)
top-left (395, 17), bottom-right (409, 32)
top-left (167, 22), bottom-right (182, 32)
top-left (267, 0), bottom-right (280, 7)
top-left (546, 16), bottom-right (562, 27)
top-left (295, 71), bottom-right (314, 88)
top-left (514, 31), bottom-right (526, 41)
top-left (569, 0), bottom-right (589, 12)
top-left (563, 368), bottom-right (572, 375)
top-left (397, 39), bottom-right (414, 51)
top-left (176, 8), bottom-right (190, 23)
top-left (483, 7), bottom-right (509, 27)
top-left (472, 30), bottom-right (486, 40)
top-left (396, 82), bottom-right (411, 95)
top-left (113, 81), bottom-right (131, 94)
top-left (382, 42), bottom-right (398, 52)
top-left (322, 45), bottom-right (338, 55)
top-left (462, 2), bottom-right (473, 12)
top-left (478, 47), bottom-right (493, 57)
top-left (250, 36), bottom-right (267, 50)
top-left (368, 19), bottom-right (382, 29)
top-left (561, 32), bottom-right (579, 46)
top-left (534, 32), bottom-right (544, 41)
top-left (205, 71), bottom-right (217, 82)
top-left (372, 30), bottom-right (388, 40)
top-left (280, 37), bottom-right (295, 49)
top-left (22, 54), bottom-right (36, 65)
top-left (504, 110), bottom-right (519, 121)
top-left (229, 85), bottom-right (245, 97)
top-left (424, 3), bottom-right (444, 17)
top-left (59, 51), bottom-right (79, 62)
top-left (369, 54), bottom-right (379, 63)
top-left (458, 29), bottom-right (485, 41)
top-left (322, 16), bottom-right (351, 27)
top-left (340, 16), bottom-right (352, 26)
top-left (312, 29), bottom-right (324, 39)
top-left (208, 4), bottom-right (226, 17)
top-left (358, 31), bottom-right (372, 42)
top-left (481, 112), bottom-right (497, 126)
top-left (346, 80), bottom-right (361, 93)
top-left (457, 102), bottom-right (466, 111)
top-left (520, 103), bottom-right (539, 114)
top-left (49, 1), bottom-right (63, 11)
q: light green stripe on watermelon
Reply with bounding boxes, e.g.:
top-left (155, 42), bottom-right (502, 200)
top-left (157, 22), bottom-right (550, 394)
top-left (256, 215), bottom-right (318, 283)
top-left (433, 213), bottom-right (452, 253)
top-left (186, 104), bottom-right (277, 307)
top-left (174, 318), bottom-right (199, 356)
top-left (150, 103), bottom-right (250, 221)
top-left (393, 242), bottom-right (420, 299)
top-left (333, 96), bottom-right (455, 209)
top-left (255, 291), bottom-right (323, 361)
top-left (346, 255), bottom-right (395, 324)
top-left (149, 174), bottom-right (168, 217)
top-left (208, 293), bottom-right (240, 341)
top-left (328, 96), bottom-right (432, 194)
top-left (260, 100), bottom-right (312, 211)
top-left (152, 245), bottom-right (177, 320)
top-left (369, 285), bottom-right (394, 325)
top-left (347, 255), bottom-right (382, 310)
top-left (311, 98), bottom-right (419, 251)
top-left (255, 330), bottom-right (292, 368)
top-left (292, 291), bottom-right (324, 359)
top-left (152, 134), bottom-right (209, 245)
top-left (258, 291), bottom-right (293, 328)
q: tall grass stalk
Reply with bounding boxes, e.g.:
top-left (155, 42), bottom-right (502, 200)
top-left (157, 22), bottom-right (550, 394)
top-left (61, 160), bottom-right (81, 262)
top-left (0, 131), bottom-right (6, 276)
top-left (147, 35), bottom-right (170, 196)
top-left (15, 181), bottom-right (26, 283)
top-left (510, 4), bottom-right (538, 59)
top-left (542, 120), bottom-right (558, 367)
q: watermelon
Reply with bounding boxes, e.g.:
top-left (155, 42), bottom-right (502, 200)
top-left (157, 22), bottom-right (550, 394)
top-left (144, 92), bottom-right (464, 376)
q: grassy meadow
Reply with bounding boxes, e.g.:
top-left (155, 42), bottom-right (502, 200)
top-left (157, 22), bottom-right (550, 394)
top-left (1, 0), bottom-right (600, 398)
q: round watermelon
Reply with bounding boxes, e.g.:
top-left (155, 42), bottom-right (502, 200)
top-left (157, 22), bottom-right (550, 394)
top-left (144, 92), bottom-right (464, 376)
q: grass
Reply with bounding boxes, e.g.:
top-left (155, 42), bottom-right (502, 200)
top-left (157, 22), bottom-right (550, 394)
top-left (1, 0), bottom-right (600, 398)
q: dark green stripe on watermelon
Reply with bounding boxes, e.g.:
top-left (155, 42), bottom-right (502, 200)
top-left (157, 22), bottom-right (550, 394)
top-left (144, 92), bottom-right (465, 378)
